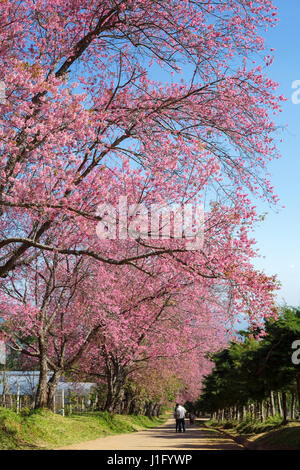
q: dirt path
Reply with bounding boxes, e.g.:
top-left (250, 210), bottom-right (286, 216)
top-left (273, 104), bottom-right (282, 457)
top-left (60, 418), bottom-right (243, 450)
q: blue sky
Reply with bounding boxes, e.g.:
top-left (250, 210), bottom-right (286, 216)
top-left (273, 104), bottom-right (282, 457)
top-left (149, 1), bottom-right (300, 307)
top-left (250, 0), bottom-right (300, 306)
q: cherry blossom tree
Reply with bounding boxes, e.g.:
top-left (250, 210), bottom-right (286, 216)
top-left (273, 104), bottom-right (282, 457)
top-left (0, 0), bottom-right (282, 277)
top-left (0, 1), bottom-right (283, 410)
top-left (1, 245), bottom-right (230, 409)
top-left (0, 253), bottom-right (105, 408)
top-left (73, 263), bottom-right (240, 412)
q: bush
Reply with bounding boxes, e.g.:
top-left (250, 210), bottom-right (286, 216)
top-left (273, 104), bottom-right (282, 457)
top-left (206, 419), bottom-right (219, 427)
top-left (235, 415), bottom-right (284, 434)
top-left (207, 414), bottom-right (284, 435)
top-left (222, 420), bottom-right (238, 429)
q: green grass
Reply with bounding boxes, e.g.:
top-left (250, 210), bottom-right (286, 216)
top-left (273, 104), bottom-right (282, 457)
top-left (205, 417), bottom-right (300, 450)
top-left (250, 423), bottom-right (300, 450)
top-left (0, 407), bottom-right (166, 450)
top-left (206, 415), bottom-right (284, 435)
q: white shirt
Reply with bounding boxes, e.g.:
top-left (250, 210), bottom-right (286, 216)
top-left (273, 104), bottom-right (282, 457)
top-left (176, 405), bottom-right (186, 419)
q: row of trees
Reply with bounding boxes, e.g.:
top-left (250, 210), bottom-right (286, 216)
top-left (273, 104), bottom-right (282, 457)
top-left (1, 251), bottom-right (224, 410)
top-left (0, 0), bottom-right (282, 412)
top-left (197, 307), bottom-right (300, 424)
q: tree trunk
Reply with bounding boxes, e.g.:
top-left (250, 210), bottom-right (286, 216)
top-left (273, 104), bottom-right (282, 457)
top-left (104, 370), bottom-right (126, 413)
top-left (277, 391), bottom-right (283, 417)
top-left (269, 391), bottom-right (275, 417)
top-left (135, 400), bottom-right (142, 415)
top-left (35, 356), bottom-right (49, 409)
top-left (116, 387), bottom-right (124, 414)
top-left (156, 404), bottom-right (161, 417)
top-left (282, 392), bottom-right (288, 424)
top-left (129, 399), bottom-right (136, 414)
top-left (260, 401), bottom-right (265, 422)
top-left (291, 393), bottom-right (295, 420)
top-left (122, 391), bottom-right (131, 415)
top-left (104, 367), bottom-right (116, 412)
top-left (104, 387), bottom-right (115, 412)
top-left (146, 401), bottom-right (153, 418)
top-left (254, 402), bottom-right (259, 420)
top-left (47, 370), bottom-right (62, 410)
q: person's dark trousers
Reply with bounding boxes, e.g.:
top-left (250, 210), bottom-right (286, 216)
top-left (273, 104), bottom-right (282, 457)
top-left (179, 418), bottom-right (185, 432)
top-left (175, 419), bottom-right (181, 432)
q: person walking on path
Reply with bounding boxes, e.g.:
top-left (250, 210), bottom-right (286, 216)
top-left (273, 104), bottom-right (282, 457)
top-left (174, 404), bottom-right (181, 433)
top-left (174, 403), bottom-right (186, 433)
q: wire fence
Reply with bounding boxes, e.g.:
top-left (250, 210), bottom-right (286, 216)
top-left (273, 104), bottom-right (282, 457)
top-left (0, 388), bottom-right (98, 415)
top-left (0, 369), bottom-right (98, 415)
